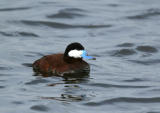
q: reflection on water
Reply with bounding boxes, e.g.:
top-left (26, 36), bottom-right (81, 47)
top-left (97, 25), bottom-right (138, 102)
top-left (1, 0), bottom-right (160, 113)
top-left (41, 94), bottom-right (86, 102)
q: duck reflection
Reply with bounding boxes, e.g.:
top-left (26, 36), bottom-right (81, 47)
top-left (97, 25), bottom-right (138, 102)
top-left (41, 72), bottom-right (90, 102)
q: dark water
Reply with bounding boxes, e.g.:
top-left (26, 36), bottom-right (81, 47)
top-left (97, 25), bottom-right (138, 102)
top-left (1, 0), bottom-right (160, 113)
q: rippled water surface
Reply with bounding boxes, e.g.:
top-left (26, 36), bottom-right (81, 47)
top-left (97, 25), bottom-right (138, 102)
top-left (1, 0), bottom-right (160, 113)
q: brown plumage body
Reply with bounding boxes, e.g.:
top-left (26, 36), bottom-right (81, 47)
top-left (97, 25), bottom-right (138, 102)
top-left (33, 53), bottom-right (89, 77)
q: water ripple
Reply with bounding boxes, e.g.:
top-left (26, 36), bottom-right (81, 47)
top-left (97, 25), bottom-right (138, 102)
top-left (0, 86), bottom-right (5, 89)
top-left (12, 101), bottom-right (24, 105)
top-left (128, 8), bottom-right (160, 20)
top-left (0, 66), bottom-right (12, 71)
top-left (85, 97), bottom-right (160, 106)
top-left (129, 59), bottom-right (160, 65)
top-left (18, 20), bottom-right (112, 29)
top-left (136, 45), bottom-right (158, 53)
top-left (111, 49), bottom-right (136, 57)
top-left (30, 105), bottom-right (49, 112)
top-left (117, 43), bottom-right (135, 47)
top-left (87, 83), bottom-right (149, 88)
top-left (0, 7), bottom-right (31, 12)
top-left (22, 63), bottom-right (32, 67)
top-left (107, 4), bottom-right (119, 7)
top-left (123, 78), bottom-right (146, 82)
top-left (25, 51), bottom-right (45, 57)
top-left (47, 8), bottom-right (85, 19)
top-left (25, 79), bottom-right (50, 85)
top-left (0, 31), bottom-right (38, 37)
top-left (147, 112), bottom-right (160, 113)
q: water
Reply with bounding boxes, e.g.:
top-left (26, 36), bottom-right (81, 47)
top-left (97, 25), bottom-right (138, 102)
top-left (0, 0), bottom-right (160, 113)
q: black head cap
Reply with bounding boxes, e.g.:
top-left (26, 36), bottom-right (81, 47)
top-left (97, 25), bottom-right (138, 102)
top-left (64, 42), bottom-right (84, 57)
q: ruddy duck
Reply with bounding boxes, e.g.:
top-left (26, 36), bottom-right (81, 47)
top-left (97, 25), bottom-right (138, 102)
top-left (33, 42), bottom-right (95, 77)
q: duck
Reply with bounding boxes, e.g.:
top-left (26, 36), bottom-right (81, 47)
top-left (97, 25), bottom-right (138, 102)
top-left (32, 42), bottom-right (95, 77)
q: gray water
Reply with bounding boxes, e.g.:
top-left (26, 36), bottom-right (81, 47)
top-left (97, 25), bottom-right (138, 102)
top-left (1, 0), bottom-right (160, 113)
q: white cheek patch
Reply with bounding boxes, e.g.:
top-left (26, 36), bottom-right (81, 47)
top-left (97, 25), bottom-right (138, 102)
top-left (68, 50), bottom-right (83, 58)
